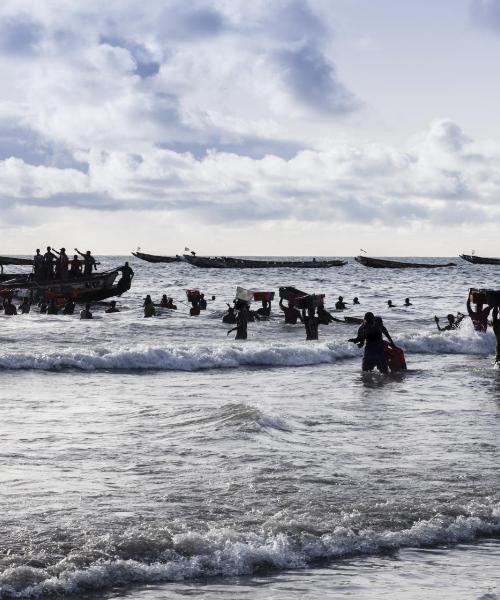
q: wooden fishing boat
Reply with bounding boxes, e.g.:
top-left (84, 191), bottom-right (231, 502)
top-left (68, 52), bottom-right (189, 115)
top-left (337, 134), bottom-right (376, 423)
top-left (131, 251), bottom-right (182, 263)
top-left (0, 267), bottom-right (132, 302)
top-left (0, 255), bottom-right (33, 266)
top-left (460, 254), bottom-right (500, 265)
top-left (183, 255), bottom-right (347, 269)
top-left (355, 256), bottom-right (456, 269)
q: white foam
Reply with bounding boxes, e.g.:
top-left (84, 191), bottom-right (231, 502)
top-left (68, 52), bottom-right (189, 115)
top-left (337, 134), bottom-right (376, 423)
top-left (0, 511), bottom-right (499, 597)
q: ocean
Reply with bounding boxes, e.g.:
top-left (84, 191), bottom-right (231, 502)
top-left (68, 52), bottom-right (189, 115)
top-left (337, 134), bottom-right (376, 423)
top-left (0, 256), bottom-right (499, 599)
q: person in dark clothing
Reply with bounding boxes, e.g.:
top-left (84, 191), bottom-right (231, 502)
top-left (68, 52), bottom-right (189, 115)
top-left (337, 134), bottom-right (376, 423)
top-left (222, 304), bottom-right (237, 324)
top-left (70, 255), bottom-right (82, 278)
top-left (105, 300), bottom-right (119, 313)
top-left (143, 295), bottom-right (156, 317)
top-left (302, 305), bottom-right (319, 340)
top-left (387, 300), bottom-right (395, 308)
top-left (38, 299), bottom-right (48, 313)
top-left (404, 297), bottom-right (412, 307)
top-left (353, 297), bottom-right (360, 305)
top-left (467, 298), bottom-right (491, 332)
top-left (434, 313), bottom-right (464, 331)
top-left (33, 249), bottom-right (44, 279)
top-left (199, 294), bottom-right (207, 310)
top-left (348, 312), bottom-right (395, 374)
top-left (117, 262), bottom-right (134, 294)
top-left (493, 307), bottom-right (500, 365)
top-left (4, 298), bottom-right (17, 315)
top-left (335, 296), bottom-right (347, 310)
top-left (63, 298), bottom-right (76, 315)
top-left (80, 303), bottom-right (93, 319)
top-left (75, 249), bottom-right (97, 276)
top-left (227, 304), bottom-right (251, 339)
top-left (160, 294), bottom-right (169, 307)
top-left (53, 248), bottom-right (69, 280)
top-left (256, 300), bottom-right (272, 318)
top-left (317, 303), bottom-right (336, 325)
top-left (279, 298), bottom-right (303, 324)
top-left (47, 299), bottom-right (59, 315)
top-left (43, 246), bottom-right (57, 280)
top-left (19, 297), bottom-right (31, 314)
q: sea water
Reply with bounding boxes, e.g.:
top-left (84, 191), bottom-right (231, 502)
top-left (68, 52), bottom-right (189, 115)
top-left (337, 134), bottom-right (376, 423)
top-left (0, 256), bottom-right (499, 599)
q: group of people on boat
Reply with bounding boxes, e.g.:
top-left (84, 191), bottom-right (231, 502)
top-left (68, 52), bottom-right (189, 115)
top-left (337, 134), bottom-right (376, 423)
top-left (33, 247), bottom-right (97, 281)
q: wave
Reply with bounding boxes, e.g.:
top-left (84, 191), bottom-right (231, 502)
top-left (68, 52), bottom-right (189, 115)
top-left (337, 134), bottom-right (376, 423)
top-left (1, 511), bottom-right (499, 597)
top-left (398, 323), bottom-right (496, 356)
top-left (0, 342), bottom-right (358, 372)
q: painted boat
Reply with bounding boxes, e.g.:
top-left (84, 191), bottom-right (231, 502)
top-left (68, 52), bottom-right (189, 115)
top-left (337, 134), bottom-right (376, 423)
top-left (183, 255), bottom-right (347, 269)
top-left (460, 254), bottom-right (500, 265)
top-left (0, 267), bottom-right (132, 302)
top-left (131, 251), bottom-right (182, 263)
top-left (355, 256), bottom-right (456, 269)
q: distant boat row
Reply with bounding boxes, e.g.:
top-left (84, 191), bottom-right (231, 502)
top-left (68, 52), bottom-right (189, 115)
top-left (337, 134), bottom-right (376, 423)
top-left (131, 251), bottom-right (500, 269)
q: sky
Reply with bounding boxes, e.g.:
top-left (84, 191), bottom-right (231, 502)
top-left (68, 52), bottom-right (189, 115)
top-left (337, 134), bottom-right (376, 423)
top-left (1, 0), bottom-right (500, 256)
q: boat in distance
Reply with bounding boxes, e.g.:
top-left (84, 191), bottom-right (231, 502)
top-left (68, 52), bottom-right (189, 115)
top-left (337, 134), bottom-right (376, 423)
top-left (131, 251), bottom-right (182, 263)
top-left (355, 256), bottom-right (456, 269)
top-left (0, 255), bottom-right (33, 267)
top-left (183, 254), bottom-right (347, 269)
top-left (460, 254), bottom-right (500, 265)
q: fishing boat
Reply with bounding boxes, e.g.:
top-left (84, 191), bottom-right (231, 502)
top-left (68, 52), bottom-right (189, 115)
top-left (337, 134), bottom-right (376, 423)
top-left (460, 254), bottom-right (500, 265)
top-left (0, 267), bottom-right (132, 302)
top-left (183, 255), bottom-right (347, 269)
top-left (131, 251), bottom-right (182, 263)
top-left (0, 255), bottom-right (33, 266)
top-left (355, 256), bottom-right (456, 269)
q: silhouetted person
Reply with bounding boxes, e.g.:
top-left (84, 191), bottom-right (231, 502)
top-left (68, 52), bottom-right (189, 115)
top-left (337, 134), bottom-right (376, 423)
top-left (434, 313), bottom-right (464, 331)
top-left (404, 297), bottom-right (412, 307)
top-left (302, 305), bottom-right (319, 340)
top-left (227, 304), bottom-right (250, 339)
top-left (279, 298), bottom-right (302, 324)
top-left (63, 298), bottom-right (75, 315)
top-left (33, 249), bottom-right (43, 279)
top-left (387, 300), bottom-right (395, 308)
top-left (19, 297), bottom-right (31, 314)
top-left (43, 246), bottom-right (56, 279)
top-left (353, 297), bottom-right (360, 305)
top-left (256, 300), bottom-right (271, 318)
top-left (143, 295), bottom-right (156, 317)
top-left (76, 249), bottom-right (97, 276)
top-left (38, 300), bottom-right (48, 314)
top-left (335, 296), bottom-right (347, 310)
top-left (493, 307), bottom-right (500, 365)
top-left (47, 299), bottom-right (59, 315)
top-left (4, 298), bottom-right (17, 315)
top-left (70, 255), bottom-right (82, 277)
top-left (53, 248), bottom-right (69, 280)
top-left (317, 303), bottom-right (335, 325)
top-left (467, 298), bottom-right (491, 332)
top-left (117, 262), bottom-right (134, 294)
top-left (80, 302), bottom-right (93, 319)
top-left (105, 300), bottom-right (119, 313)
top-left (199, 293), bottom-right (207, 310)
top-left (222, 304), bottom-right (237, 324)
top-left (348, 312), bottom-right (395, 374)
top-left (160, 294), bottom-right (169, 307)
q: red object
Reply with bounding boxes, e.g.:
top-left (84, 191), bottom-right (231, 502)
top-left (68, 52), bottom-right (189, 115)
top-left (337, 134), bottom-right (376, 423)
top-left (186, 289), bottom-right (200, 302)
top-left (469, 289), bottom-right (487, 304)
top-left (384, 342), bottom-right (407, 371)
top-left (253, 291), bottom-right (275, 302)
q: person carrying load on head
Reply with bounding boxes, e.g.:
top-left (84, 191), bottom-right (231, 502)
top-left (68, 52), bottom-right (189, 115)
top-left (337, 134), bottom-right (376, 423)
top-left (466, 296), bottom-right (491, 332)
top-left (348, 312), bottom-right (396, 374)
top-left (75, 248), bottom-right (97, 277)
top-left (279, 297), bottom-right (303, 324)
top-left (302, 301), bottom-right (320, 341)
top-left (434, 313), bottom-right (464, 331)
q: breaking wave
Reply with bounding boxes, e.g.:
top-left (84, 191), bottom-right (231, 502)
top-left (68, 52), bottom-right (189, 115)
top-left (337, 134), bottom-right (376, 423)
top-left (0, 510), bottom-right (499, 597)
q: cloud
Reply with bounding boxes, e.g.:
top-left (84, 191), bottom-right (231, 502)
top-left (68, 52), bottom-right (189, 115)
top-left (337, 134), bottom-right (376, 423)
top-left (470, 0), bottom-right (500, 30)
top-left (0, 14), bottom-right (43, 55)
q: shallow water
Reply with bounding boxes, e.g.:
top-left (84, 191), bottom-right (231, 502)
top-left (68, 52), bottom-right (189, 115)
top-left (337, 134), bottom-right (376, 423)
top-left (0, 256), bottom-right (499, 598)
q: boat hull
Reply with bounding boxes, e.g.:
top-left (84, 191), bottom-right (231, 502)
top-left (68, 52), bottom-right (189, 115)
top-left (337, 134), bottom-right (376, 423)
top-left (355, 256), bottom-right (456, 269)
top-left (460, 254), bottom-right (500, 265)
top-left (183, 255), bottom-right (347, 269)
top-left (132, 251), bottom-right (181, 263)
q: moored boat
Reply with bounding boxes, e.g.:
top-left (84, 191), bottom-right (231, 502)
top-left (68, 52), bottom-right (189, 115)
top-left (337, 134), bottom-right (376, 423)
top-left (355, 256), bottom-right (456, 269)
top-left (131, 251), bottom-right (182, 263)
top-left (0, 267), bottom-right (132, 302)
top-left (460, 254), bottom-right (500, 265)
top-left (0, 255), bottom-right (34, 266)
top-left (183, 255), bottom-right (347, 269)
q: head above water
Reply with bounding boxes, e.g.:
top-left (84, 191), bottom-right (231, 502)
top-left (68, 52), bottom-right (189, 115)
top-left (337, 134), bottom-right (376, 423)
top-left (447, 314), bottom-right (455, 324)
top-left (338, 296), bottom-right (343, 301)
top-left (364, 312), bottom-right (374, 324)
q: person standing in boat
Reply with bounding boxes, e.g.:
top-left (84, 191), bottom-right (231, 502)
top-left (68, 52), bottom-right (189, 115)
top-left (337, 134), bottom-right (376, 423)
top-left (43, 246), bottom-right (57, 280)
top-left (75, 249), bottom-right (97, 277)
top-left (348, 312), bottom-right (395, 374)
top-left (53, 248), bottom-right (69, 280)
top-left (279, 298), bottom-right (303, 324)
top-left (33, 249), bottom-right (44, 280)
top-left (70, 254), bottom-right (82, 278)
top-left (466, 297), bottom-right (491, 332)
